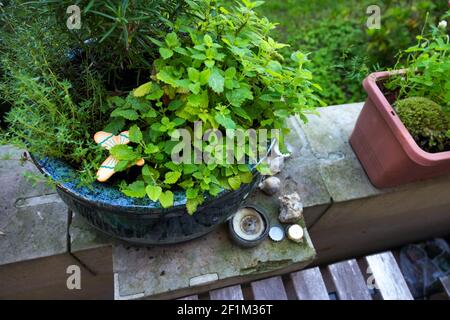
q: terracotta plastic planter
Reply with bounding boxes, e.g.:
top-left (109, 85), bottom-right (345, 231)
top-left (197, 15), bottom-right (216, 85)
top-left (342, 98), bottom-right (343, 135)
top-left (350, 71), bottom-right (450, 188)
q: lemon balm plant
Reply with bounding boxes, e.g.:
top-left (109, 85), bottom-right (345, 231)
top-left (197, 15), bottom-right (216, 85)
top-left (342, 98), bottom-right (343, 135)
top-left (102, 0), bottom-right (320, 213)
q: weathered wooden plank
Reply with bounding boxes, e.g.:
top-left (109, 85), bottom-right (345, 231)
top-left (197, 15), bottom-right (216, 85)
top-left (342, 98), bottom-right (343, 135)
top-left (365, 252), bottom-right (413, 300)
top-left (328, 259), bottom-right (372, 300)
top-left (178, 295), bottom-right (199, 300)
top-left (440, 276), bottom-right (450, 298)
top-left (251, 276), bottom-right (288, 300)
top-left (209, 285), bottom-right (244, 300)
top-left (290, 267), bottom-right (330, 300)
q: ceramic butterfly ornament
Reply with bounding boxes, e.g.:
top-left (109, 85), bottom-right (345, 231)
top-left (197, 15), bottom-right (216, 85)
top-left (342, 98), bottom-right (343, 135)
top-left (94, 131), bottom-right (145, 182)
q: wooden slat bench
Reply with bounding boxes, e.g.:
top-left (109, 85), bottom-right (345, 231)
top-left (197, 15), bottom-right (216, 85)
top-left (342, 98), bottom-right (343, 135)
top-left (290, 267), bottom-right (329, 300)
top-left (178, 251), bottom-right (418, 300)
top-left (327, 259), bottom-right (373, 300)
top-left (210, 285), bottom-right (244, 300)
top-left (250, 277), bottom-right (288, 300)
top-left (365, 252), bottom-right (413, 300)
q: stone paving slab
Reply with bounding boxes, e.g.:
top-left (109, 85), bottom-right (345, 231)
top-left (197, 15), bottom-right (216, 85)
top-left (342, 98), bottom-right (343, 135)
top-left (281, 116), bottom-right (332, 208)
top-left (0, 146), bottom-right (68, 266)
top-left (114, 190), bottom-right (316, 300)
top-left (298, 103), bottom-right (385, 202)
top-left (0, 145), bottom-right (113, 262)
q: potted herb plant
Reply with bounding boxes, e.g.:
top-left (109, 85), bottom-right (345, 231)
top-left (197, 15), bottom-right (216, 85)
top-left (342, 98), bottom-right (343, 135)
top-left (350, 13), bottom-right (450, 188)
top-left (2, 0), bottom-right (318, 244)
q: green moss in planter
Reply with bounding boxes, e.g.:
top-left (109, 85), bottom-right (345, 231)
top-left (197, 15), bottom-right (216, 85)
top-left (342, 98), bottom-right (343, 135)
top-left (394, 97), bottom-right (450, 153)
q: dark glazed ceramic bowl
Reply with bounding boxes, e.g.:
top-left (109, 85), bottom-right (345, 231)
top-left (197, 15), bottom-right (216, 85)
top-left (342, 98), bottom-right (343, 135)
top-left (31, 155), bottom-right (262, 245)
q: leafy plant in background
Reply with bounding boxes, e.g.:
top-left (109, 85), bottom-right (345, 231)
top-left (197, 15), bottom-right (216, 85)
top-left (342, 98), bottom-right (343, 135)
top-left (292, 18), bottom-right (368, 104)
top-left (246, 0), bottom-right (447, 106)
top-left (365, 0), bottom-right (441, 67)
top-left (103, 0), bottom-right (320, 213)
top-left (387, 13), bottom-right (450, 109)
top-left (387, 10), bottom-right (450, 152)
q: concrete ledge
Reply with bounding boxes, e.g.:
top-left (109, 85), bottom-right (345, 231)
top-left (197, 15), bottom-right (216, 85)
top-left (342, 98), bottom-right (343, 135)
top-left (113, 192), bottom-right (316, 300)
top-left (2, 102), bottom-right (450, 298)
top-left (0, 146), bottom-right (113, 299)
top-left (297, 103), bottom-right (450, 264)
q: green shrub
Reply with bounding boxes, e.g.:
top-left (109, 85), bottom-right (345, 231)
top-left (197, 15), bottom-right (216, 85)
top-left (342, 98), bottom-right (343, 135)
top-left (395, 97), bottom-right (449, 152)
top-left (387, 10), bottom-right (450, 110)
top-left (365, 0), bottom-right (442, 68)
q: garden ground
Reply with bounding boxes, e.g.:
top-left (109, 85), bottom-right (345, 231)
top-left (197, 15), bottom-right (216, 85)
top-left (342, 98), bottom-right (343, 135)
top-left (251, 0), bottom-right (446, 105)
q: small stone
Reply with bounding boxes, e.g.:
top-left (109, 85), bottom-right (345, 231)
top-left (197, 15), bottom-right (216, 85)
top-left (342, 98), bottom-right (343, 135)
top-left (278, 192), bottom-right (304, 223)
top-left (258, 177), bottom-right (281, 195)
top-left (287, 224), bottom-right (304, 243)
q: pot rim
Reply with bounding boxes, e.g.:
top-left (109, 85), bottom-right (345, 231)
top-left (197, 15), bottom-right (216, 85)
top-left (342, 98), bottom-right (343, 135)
top-left (29, 139), bottom-right (275, 213)
top-left (363, 70), bottom-right (450, 166)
